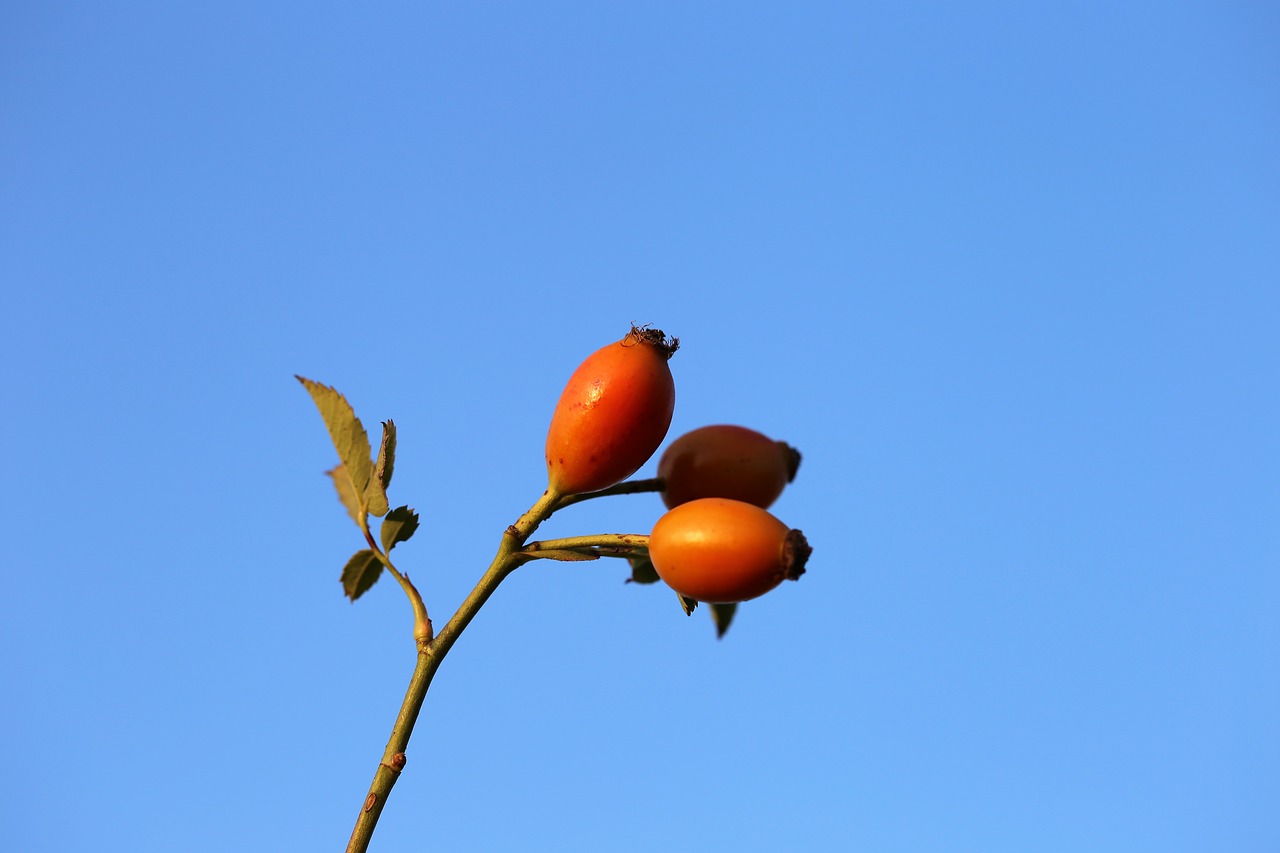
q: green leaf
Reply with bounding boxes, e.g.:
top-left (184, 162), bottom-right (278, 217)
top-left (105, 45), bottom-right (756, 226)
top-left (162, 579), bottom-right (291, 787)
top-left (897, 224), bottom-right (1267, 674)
top-left (341, 549), bottom-right (382, 601)
top-left (380, 505), bottom-right (420, 553)
top-left (327, 464), bottom-right (364, 524)
top-left (373, 420), bottom-right (397, 489)
top-left (297, 376), bottom-right (375, 522)
top-left (625, 554), bottom-right (660, 584)
top-left (678, 593), bottom-right (698, 616)
top-left (527, 549), bottom-right (601, 562)
top-left (366, 420), bottom-right (396, 518)
top-left (709, 602), bottom-right (738, 639)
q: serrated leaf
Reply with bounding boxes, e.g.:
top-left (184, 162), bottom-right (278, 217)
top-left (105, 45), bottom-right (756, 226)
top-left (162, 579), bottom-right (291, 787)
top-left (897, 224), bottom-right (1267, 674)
top-left (366, 420), bottom-right (396, 518)
top-left (678, 593), bottom-right (698, 616)
top-left (625, 554), bottom-right (661, 585)
top-left (365, 484), bottom-right (389, 518)
top-left (297, 376), bottom-right (374, 521)
top-left (373, 420), bottom-right (397, 489)
top-left (327, 464), bottom-right (364, 524)
top-left (380, 505), bottom-right (420, 553)
top-left (341, 549), bottom-right (382, 601)
top-left (710, 602), bottom-right (738, 639)
top-left (527, 549), bottom-right (601, 562)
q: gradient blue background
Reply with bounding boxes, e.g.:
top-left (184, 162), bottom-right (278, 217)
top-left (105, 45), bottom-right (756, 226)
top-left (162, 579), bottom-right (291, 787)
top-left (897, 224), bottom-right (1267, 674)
top-left (3, 3), bottom-right (1277, 851)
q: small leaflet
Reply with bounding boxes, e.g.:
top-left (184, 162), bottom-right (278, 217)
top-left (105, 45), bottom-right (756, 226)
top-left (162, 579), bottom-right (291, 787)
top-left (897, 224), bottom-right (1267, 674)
top-left (328, 464), bottom-right (364, 525)
top-left (341, 549), bottom-right (383, 601)
top-left (380, 506), bottom-right (420, 554)
top-left (366, 420), bottom-right (397, 518)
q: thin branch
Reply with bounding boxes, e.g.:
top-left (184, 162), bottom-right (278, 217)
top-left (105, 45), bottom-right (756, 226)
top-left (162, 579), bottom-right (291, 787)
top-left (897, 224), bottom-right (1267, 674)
top-left (344, 488), bottom-right (563, 853)
top-left (521, 533), bottom-right (650, 559)
top-left (362, 523), bottom-right (432, 645)
top-left (554, 477), bottom-right (664, 509)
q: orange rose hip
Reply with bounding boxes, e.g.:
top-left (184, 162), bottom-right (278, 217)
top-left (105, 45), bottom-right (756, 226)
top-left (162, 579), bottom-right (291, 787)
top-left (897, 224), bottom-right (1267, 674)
top-left (545, 326), bottom-right (678, 495)
top-left (658, 424), bottom-right (801, 509)
top-left (648, 497), bottom-right (811, 603)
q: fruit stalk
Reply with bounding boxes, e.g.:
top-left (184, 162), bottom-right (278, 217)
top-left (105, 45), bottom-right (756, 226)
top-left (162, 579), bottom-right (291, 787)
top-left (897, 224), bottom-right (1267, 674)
top-left (520, 533), bottom-right (650, 559)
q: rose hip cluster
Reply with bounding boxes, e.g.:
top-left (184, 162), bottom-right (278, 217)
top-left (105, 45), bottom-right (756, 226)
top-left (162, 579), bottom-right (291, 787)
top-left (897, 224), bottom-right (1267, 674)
top-left (545, 326), bottom-right (811, 604)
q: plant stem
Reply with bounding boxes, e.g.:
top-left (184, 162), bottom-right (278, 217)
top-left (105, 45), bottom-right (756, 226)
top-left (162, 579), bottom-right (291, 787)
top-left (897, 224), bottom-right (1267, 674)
top-left (362, 525), bottom-right (433, 644)
top-left (521, 533), bottom-right (649, 558)
top-left (344, 488), bottom-right (563, 853)
top-left (554, 476), bottom-right (663, 509)
top-left (343, 651), bottom-right (437, 853)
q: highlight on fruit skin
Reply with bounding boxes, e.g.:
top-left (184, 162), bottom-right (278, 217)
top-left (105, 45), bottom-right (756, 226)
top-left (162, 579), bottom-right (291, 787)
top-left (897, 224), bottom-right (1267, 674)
top-left (545, 325), bottom-right (678, 495)
top-left (647, 497), bottom-right (811, 604)
top-left (658, 424), bottom-right (801, 509)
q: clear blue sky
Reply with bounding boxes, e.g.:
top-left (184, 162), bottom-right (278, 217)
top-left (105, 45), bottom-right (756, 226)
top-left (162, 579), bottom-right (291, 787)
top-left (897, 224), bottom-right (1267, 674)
top-left (3, 3), bottom-right (1277, 851)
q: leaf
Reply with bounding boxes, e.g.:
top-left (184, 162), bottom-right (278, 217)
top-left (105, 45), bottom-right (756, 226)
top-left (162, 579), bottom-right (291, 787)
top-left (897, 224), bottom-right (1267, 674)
top-left (373, 420), bottom-right (397, 489)
top-left (709, 602), bottom-right (738, 639)
top-left (625, 554), bottom-right (660, 585)
top-left (341, 549), bottom-right (383, 601)
top-left (678, 593), bottom-right (698, 616)
top-left (366, 420), bottom-right (396, 518)
top-left (297, 376), bottom-right (375, 522)
top-left (526, 549), bottom-right (601, 562)
top-left (380, 505), bottom-right (420, 553)
top-left (327, 464), bottom-right (364, 524)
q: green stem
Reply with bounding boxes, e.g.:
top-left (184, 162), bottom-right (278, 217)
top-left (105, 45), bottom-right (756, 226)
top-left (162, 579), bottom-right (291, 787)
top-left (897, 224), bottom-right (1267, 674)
top-left (343, 651), bottom-right (436, 853)
top-left (521, 533), bottom-right (649, 558)
top-left (344, 488), bottom-right (563, 853)
top-left (363, 524), bottom-right (432, 644)
top-left (554, 477), bottom-right (663, 509)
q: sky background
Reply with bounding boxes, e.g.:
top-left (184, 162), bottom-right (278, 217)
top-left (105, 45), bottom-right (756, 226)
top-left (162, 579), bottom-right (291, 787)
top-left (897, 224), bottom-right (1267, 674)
top-left (2, 2), bottom-right (1278, 851)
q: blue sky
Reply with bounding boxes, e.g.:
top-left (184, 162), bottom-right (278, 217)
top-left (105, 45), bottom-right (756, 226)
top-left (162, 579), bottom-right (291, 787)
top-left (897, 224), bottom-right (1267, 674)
top-left (2, 2), bottom-right (1277, 851)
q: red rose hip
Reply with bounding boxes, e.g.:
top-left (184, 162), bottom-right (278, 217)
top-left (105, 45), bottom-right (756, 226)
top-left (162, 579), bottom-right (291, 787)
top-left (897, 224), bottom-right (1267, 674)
top-left (545, 326), bottom-right (678, 495)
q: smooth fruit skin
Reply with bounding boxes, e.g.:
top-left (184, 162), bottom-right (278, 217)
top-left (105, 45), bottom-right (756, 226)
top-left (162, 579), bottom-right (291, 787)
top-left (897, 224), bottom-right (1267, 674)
top-left (648, 498), bottom-right (810, 603)
top-left (545, 327), bottom-right (677, 495)
top-left (658, 424), bottom-right (800, 509)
